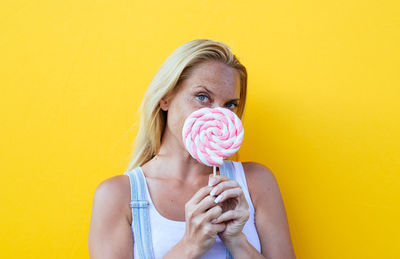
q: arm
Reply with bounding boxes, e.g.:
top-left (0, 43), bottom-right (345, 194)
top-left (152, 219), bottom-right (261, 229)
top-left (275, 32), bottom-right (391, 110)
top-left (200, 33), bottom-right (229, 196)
top-left (223, 232), bottom-right (265, 259)
top-left (243, 162), bottom-right (296, 259)
top-left (163, 238), bottom-right (201, 259)
top-left (88, 175), bottom-right (133, 259)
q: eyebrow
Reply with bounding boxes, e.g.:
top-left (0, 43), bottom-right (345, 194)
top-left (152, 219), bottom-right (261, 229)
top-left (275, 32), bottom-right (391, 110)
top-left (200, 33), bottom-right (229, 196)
top-left (196, 85), bottom-right (240, 102)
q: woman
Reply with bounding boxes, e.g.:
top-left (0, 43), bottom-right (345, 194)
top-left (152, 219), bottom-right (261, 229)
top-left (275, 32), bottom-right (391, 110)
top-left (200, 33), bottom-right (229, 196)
top-left (88, 39), bottom-right (296, 258)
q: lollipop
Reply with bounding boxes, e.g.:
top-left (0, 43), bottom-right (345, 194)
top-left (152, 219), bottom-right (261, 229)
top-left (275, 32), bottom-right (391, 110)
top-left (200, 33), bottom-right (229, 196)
top-left (182, 107), bottom-right (244, 176)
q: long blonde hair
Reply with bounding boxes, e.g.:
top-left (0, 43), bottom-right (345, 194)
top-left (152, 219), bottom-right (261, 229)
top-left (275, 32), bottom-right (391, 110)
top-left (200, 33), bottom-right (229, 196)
top-left (126, 39), bottom-right (248, 171)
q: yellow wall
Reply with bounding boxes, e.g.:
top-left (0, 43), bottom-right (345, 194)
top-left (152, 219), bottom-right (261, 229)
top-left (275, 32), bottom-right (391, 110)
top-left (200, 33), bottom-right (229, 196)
top-left (1, 0), bottom-right (399, 258)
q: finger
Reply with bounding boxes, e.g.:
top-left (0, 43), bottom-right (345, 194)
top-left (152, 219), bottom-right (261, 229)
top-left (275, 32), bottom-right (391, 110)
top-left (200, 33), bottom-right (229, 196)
top-left (205, 222), bottom-right (226, 234)
top-left (193, 194), bottom-right (219, 215)
top-left (191, 206), bottom-right (225, 233)
top-left (208, 174), bottom-right (230, 187)
top-left (213, 187), bottom-right (247, 208)
top-left (213, 209), bottom-right (250, 224)
top-left (187, 185), bottom-right (214, 205)
top-left (203, 204), bottom-right (223, 222)
top-left (209, 180), bottom-right (241, 197)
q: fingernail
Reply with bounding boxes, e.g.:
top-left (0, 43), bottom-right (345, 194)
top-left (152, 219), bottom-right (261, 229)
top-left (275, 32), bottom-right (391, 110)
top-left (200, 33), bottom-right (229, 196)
top-left (214, 195), bottom-right (223, 203)
top-left (210, 187), bottom-right (218, 196)
top-left (211, 218), bottom-right (217, 223)
top-left (208, 177), bottom-right (217, 186)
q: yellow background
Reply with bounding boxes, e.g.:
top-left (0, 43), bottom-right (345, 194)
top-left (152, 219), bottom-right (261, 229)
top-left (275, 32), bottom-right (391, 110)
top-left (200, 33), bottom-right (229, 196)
top-left (1, 0), bottom-right (399, 258)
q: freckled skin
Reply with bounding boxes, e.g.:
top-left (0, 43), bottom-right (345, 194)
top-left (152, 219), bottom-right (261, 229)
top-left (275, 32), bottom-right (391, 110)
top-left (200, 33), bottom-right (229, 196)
top-left (161, 60), bottom-right (241, 155)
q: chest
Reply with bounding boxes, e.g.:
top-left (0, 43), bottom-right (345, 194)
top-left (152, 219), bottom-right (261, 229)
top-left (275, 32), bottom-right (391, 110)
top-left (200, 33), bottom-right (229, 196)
top-left (144, 177), bottom-right (205, 222)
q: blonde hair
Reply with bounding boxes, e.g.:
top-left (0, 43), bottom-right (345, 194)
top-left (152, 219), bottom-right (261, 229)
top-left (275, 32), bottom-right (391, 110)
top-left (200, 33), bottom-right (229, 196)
top-left (126, 39), bottom-right (248, 171)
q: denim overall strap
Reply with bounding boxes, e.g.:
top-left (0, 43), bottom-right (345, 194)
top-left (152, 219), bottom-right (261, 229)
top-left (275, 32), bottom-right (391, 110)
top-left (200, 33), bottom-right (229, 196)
top-left (220, 160), bottom-right (235, 182)
top-left (124, 168), bottom-right (155, 259)
top-left (219, 160), bottom-right (235, 259)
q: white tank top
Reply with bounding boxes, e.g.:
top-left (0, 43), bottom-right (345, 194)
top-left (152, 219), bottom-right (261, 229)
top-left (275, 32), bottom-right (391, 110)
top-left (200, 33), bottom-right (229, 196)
top-left (134, 161), bottom-right (261, 258)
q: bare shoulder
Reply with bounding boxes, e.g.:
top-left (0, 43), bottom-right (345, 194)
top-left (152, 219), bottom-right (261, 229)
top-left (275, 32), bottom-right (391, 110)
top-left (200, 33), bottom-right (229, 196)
top-left (92, 175), bottom-right (132, 223)
top-left (241, 161), bottom-right (296, 258)
top-left (241, 161), bottom-right (275, 179)
top-left (89, 175), bottom-right (134, 258)
top-left (241, 161), bottom-right (280, 210)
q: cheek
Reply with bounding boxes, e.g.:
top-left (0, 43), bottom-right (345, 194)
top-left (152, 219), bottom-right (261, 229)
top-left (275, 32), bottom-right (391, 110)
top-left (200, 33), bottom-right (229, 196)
top-left (177, 97), bottom-right (201, 120)
top-left (184, 93), bottom-right (206, 110)
top-left (166, 108), bottom-right (191, 137)
top-left (168, 94), bottom-right (203, 135)
top-left (179, 109), bottom-right (196, 131)
top-left (178, 110), bottom-right (200, 140)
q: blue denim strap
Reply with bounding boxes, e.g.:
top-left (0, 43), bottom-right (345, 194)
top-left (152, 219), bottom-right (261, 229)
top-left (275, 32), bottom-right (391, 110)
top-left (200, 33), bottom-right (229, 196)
top-left (124, 168), bottom-right (155, 259)
top-left (219, 160), bottom-right (235, 259)
top-left (220, 160), bottom-right (235, 181)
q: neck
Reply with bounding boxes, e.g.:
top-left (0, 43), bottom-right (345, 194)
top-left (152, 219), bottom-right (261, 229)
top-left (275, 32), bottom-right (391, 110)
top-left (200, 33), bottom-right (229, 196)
top-left (145, 127), bottom-right (214, 183)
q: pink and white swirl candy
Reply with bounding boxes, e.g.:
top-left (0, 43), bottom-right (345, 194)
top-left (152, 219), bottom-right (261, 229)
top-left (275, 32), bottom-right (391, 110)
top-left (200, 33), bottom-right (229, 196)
top-left (182, 107), bottom-right (244, 168)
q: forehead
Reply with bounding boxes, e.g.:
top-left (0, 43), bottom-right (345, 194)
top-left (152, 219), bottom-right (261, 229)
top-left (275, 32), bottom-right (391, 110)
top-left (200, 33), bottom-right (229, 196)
top-left (182, 61), bottom-right (241, 98)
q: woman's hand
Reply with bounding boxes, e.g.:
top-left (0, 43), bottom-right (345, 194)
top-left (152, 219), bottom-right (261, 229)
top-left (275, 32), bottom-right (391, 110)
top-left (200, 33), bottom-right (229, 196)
top-left (178, 180), bottom-right (227, 258)
top-left (208, 175), bottom-right (250, 246)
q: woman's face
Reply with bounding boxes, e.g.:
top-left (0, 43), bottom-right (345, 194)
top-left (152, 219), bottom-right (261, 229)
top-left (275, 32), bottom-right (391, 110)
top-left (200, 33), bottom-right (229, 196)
top-left (160, 60), bottom-right (241, 148)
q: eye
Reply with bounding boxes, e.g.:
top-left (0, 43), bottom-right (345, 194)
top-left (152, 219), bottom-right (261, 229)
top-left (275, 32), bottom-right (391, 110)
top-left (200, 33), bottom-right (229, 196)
top-left (196, 94), bottom-right (209, 102)
top-left (225, 102), bottom-right (238, 109)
